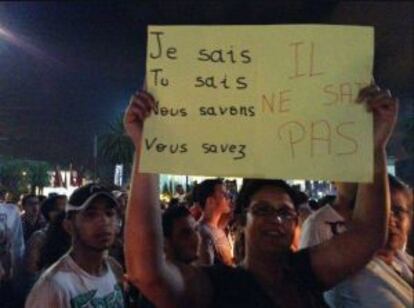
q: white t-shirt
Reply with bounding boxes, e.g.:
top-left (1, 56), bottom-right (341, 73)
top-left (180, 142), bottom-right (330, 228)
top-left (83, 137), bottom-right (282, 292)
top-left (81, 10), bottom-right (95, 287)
top-left (25, 253), bottom-right (124, 308)
top-left (299, 204), bottom-right (346, 249)
top-left (198, 223), bottom-right (233, 266)
top-left (0, 203), bottom-right (25, 276)
top-left (324, 251), bottom-right (413, 307)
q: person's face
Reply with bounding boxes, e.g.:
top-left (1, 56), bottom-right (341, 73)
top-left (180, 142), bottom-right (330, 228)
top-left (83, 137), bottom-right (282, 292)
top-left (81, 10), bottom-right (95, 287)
top-left (49, 197), bottom-right (67, 222)
top-left (176, 186), bottom-right (184, 195)
top-left (167, 215), bottom-right (200, 264)
top-left (245, 186), bottom-right (298, 255)
top-left (56, 196), bottom-right (67, 212)
top-left (24, 197), bottom-right (40, 218)
top-left (212, 184), bottom-right (231, 214)
top-left (386, 190), bottom-right (412, 251)
top-left (70, 197), bottom-right (118, 252)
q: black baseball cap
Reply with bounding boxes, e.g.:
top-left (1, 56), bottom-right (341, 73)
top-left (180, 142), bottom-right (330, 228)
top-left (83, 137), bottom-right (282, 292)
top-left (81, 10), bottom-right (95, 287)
top-left (66, 183), bottom-right (118, 212)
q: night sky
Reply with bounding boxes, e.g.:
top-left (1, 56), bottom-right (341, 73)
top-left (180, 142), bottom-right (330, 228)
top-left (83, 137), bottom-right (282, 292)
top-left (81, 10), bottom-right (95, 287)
top-left (0, 1), bottom-right (412, 170)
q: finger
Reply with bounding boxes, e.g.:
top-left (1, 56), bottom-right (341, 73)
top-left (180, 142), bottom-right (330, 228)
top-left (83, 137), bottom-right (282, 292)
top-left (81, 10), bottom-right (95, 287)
top-left (131, 102), bottom-right (148, 117)
top-left (357, 85), bottom-right (381, 103)
top-left (133, 95), bottom-right (154, 114)
top-left (359, 84), bottom-right (379, 95)
top-left (129, 104), bottom-right (146, 120)
top-left (134, 92), bottom-right (155, 111)
top-left (367, 89), bottom-right (393, 105)
top-left (134, 89), bottom-right (154, 103)
top-left (358, 89), bottom-right (383, 105)
top-left (130, 94), bottom-right (147, 108)
top-left (131, 92), bottom-right (152, 113)
top-left (357, 84), bottom-right (380, 101)
top-left (138, 91), bottom-right (155, 108)
top-left (134, 99), bottom-right (154, 120)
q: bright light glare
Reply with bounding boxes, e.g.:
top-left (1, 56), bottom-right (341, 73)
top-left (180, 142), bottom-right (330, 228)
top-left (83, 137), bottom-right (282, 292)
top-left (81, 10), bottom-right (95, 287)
top-left (0, 26), bottom-right (14, 40)
top-left (0, 24), bottom-right (61, 65)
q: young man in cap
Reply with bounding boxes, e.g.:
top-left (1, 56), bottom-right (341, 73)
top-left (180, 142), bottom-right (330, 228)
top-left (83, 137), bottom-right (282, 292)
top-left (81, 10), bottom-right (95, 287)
top-left (26, 183), bottom-right (125, 308)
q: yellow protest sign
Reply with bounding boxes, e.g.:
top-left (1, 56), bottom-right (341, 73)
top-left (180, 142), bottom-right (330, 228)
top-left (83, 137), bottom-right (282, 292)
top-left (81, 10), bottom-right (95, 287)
top-left (141, 25), bottom-right (374, 182)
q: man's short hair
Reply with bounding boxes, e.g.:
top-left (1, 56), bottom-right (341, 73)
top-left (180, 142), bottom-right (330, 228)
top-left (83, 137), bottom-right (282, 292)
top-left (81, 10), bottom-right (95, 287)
top-left (236, 179), bottom-right (300, 214)
top-left (389, 174), bottom-right (413, 212)
top-left (317, 194), bottom-right (336, 209)
top-left (22, 194), bottom-right (38, 207)
top-left (41, 195), bottom-right (65, 222)
top-left (162, 206), bottom-right (191, 239)
top-left (197, 179), bottom-right (224, 209)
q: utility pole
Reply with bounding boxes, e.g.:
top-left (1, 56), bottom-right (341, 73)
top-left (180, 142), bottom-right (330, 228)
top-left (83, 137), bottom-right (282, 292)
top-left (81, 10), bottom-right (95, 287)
top-left (93, 134), bottom-right (98, 182)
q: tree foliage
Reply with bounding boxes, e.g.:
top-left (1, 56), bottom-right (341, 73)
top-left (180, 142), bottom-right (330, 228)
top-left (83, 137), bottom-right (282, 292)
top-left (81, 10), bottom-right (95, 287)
top-left (0, 158), bottom-right (51, 196)
top-left (98, 113), bottom-right (134, 166)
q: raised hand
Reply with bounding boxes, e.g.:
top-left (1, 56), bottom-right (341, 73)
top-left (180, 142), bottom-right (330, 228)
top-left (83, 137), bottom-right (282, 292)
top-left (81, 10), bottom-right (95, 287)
top-left (357, 84), bottom-right (399, 151)
top-left (123, 90), bottom-right (155, 148)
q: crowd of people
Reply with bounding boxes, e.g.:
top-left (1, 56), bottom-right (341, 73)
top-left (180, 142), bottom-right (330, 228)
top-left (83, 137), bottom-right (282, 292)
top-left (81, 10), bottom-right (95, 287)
top-left (0, 84), bottom-right (413, 307)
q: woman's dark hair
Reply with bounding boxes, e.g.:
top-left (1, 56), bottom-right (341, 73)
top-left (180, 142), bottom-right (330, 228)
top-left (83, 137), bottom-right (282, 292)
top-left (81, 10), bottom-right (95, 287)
top-left (39, 211), bottom-right (71, 269)
top-left (236, 179), bottom-right (300, 215)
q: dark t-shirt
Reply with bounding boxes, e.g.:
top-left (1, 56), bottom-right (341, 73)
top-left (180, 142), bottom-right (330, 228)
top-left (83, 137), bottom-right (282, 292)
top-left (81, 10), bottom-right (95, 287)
top-left (204, 249), bottom-right (327, 308)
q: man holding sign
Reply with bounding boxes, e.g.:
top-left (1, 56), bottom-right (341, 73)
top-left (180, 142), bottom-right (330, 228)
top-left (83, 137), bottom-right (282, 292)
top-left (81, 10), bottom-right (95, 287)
top-left (124, 81), bottom-right (398, 307)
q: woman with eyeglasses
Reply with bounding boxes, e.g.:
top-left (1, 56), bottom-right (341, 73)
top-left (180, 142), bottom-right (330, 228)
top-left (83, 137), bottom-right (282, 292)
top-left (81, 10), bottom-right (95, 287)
top-left (124, 84), bottom-right (398, 308)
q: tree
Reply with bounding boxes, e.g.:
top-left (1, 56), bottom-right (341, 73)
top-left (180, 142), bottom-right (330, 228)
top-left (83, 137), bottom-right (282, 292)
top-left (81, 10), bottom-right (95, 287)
top-left (26, 161), bottom-right (51, 194)
top-left (99, 113), bottom-right (134, 165)
top-left (0, 159), bottom-right (27, 196)
top-left (98, 113), bottom-right (134, 184)
top-left (0, 158), bottom-right (51, 196)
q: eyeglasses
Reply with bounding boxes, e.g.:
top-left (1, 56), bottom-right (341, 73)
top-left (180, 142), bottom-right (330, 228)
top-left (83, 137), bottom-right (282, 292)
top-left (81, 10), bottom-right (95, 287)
top-left (391, 205), bottom-right (412, 219)
top-left (248, 202), bottom-right (297, 224)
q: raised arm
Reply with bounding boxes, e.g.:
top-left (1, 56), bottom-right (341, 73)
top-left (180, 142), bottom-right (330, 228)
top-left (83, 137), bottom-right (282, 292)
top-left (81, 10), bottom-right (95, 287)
top-left (309, 85), bottom-right (398, 289)
top-left (124, 91), bottom-right (185, 307)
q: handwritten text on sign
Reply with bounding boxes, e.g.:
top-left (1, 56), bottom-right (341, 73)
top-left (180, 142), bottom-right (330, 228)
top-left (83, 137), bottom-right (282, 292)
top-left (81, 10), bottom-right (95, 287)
top-left (140, 25), bottom-right (374, 182)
